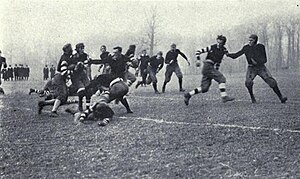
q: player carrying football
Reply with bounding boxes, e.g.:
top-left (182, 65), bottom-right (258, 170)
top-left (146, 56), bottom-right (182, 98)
top-left (184, 35), bottom-right (235, 105)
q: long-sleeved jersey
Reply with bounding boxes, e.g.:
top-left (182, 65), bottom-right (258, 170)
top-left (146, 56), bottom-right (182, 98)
top-left (148, 55), bottom-right (164, 71)
top-left (227, 44), bottom-right (267, 66)
top-left (138, 54), bottom-right (150, 70)
top-left (90, 54), bottom-right (131, 79)
top-left (165, 49), bottom-right (188, 65)
top-left (196, 44), bottom-right (227, 64)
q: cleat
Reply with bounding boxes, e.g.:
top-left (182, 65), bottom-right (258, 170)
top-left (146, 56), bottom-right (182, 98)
top-left (155, 91), bottom-right (160, 94)
top-left (38, 101), bottom-right (45, 114)
top-left (50, 111), bottom-right (59, 117)
top-left (184, 93), bottom-right (191, 106)
top-left (179, 89), bottom-right (185, 92)
top-left (251, 97), bottom-right (257, 103)
top-left (222, 96), bottom-right (235, 103)
top-left (29, 88), bottom-right (35, 95)
top-left (281, 97), bottom-right (287, 103)
top-left (127, 110), bottom-right (133, 114)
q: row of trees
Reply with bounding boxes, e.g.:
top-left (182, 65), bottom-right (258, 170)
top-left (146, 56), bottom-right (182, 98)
top-left (2, 7), bottom-right (299, 77)
top-left (137, 7), bottom-right (300, 75)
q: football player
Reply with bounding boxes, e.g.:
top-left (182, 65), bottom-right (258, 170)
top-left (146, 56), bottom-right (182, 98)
top-left (226, 34), bottom-right (287, 103)
top-left (70, 73), bottom-right (133, 126)
top-left (184, 35), bottom-right (235, 105)
top-left (162, 43), bottom-right (190, 93)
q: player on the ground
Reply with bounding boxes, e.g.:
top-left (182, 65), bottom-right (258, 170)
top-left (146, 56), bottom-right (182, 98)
top-left (135, 49), bottom-right (150, 88)
top-left (0, 50), bottom-right (7, 94)
top-left (226, 34), bottom-right (287, 103)
top-left (68, 73), bottom-right (133, 126)
top-left (162, 43), bottom-right (190, 93)
top-left (184, 35), bottom-right (235, 105)
top-left (29, 68), bottom-right (73, 117)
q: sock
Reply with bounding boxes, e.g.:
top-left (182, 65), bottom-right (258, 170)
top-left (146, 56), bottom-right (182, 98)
top-left (219, 83), bottom-right (227, 98)
top-left (272, 85), bottom-right (283, 99)
top-left (179, 78), bottom-right (183, 89)
top-left (153, 83), bottom-right (158, 92)
top-left (189, 87), bottom-right (202, 96)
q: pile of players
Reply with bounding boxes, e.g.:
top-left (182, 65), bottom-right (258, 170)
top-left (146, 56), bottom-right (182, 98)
top-left (28, 34), bottom-right (287, 127)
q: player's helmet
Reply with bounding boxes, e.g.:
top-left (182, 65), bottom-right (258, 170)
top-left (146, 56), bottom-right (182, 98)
top-left (217, 35), bottom-right (227, 45)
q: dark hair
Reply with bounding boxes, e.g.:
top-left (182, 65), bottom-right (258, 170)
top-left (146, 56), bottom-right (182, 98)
top-left (249, 34), bottom-right (258, 44)
top-left (113, 46), bottom-right (122, 53)
top-left (217, 35), bottom-right (227, 45)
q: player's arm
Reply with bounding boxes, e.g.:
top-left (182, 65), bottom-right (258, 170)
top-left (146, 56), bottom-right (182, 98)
top-left (157, 57), bottom-right (164, 72)
top-left (177, 50), bottom-right (190, 66)
top-left (226, 46), bottom-right (245, 59)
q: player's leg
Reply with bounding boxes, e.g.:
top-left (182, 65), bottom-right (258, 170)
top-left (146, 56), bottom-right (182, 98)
top-left (245, 66), bottom-right (257, 103)
top-left (38, 99), bottom-right (56, 114)
top-left (119, 97), bottom-right (133, 113)
top-left (174, 64), bottom-right (184, 92)
top-left (258, 66), bottom-right (287, 103)
top-left (162, 65), bottom-right (173, 93)
top-left (211, 69), bottom-right (234, 103)
top-left (184, 75), bottom-right (212, 105)
top-left (125, 71), bottom-right (136, 87)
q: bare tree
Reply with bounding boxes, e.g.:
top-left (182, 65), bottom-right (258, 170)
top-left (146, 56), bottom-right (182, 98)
top-left (138, 6), bottom-right (160, 56)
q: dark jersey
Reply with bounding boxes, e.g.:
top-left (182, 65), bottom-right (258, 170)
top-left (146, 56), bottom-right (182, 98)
top-left (91, 55), bottom-right (130, 78)
top-left (227, 44), bottom-right (267, 66)
top-left (100, 51), bottom-right (110, 60)
top-left (148, 55), bottom-right (164, 71)
top-left (206, 44), bottom-right (227, 64)
top-left (165, 49), bottom-right (187, 65)
top-left (86, 74), bottom-right (116, 89)
top-left (138, 54), bottom-right (150, 70)
top-left (71, 52), bottom-right (89, 65)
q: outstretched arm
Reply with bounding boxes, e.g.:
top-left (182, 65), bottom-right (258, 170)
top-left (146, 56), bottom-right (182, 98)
top-left (226, 47), bottom-right (245, 59)
top-left (178, 50), bottom-right (190, 65)
top-left (196, 46), bottom-right (211, 60)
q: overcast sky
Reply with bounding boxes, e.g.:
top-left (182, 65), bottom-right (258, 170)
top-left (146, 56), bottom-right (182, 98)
top-left (0, 0), bottom-right (299, 57)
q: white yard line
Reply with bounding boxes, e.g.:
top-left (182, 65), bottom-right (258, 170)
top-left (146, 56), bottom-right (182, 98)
top-left (130, 95), bottom-right (300, 104)
top-left (119, 116), bottom-right (300, 134)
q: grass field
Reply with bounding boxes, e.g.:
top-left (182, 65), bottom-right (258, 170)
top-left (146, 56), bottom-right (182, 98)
top-left (1, 71), bottom-right (300, 178)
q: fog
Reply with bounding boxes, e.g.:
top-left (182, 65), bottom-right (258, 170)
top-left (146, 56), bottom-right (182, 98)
top-left (0, 0), bottom-right (299, 68)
